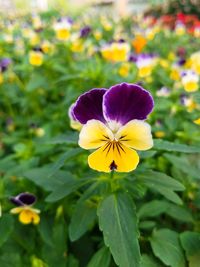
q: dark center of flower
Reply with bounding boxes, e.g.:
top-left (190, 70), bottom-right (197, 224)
top-left (110, 160), bottom-right (117, 171)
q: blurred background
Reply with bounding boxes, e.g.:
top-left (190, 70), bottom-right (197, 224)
top-left (0, 0), bottom-right (171, 16)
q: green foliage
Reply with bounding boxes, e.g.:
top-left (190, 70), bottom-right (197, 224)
top-left (180, 232), bottom-right (200, 267)
top-left (87, 246), bottom-right (111, 267)
top-left (98, 192), bottom-right (140, 267)
top-left (150, 229), bottom-right (185, 267)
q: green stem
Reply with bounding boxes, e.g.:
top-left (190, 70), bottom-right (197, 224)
top-left (110, 170), bottom-right (115, 192)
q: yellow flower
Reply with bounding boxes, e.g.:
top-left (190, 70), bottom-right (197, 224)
top-left (54, 21), bottom-right (71, 41)
top-left (159, 59), bottom-right (169, 68)
top-left (79, 120), bottom-right (153, 172)
top-left (168, 52), bottom-right (176, 61)
top-left (32, 16), bottom-right (42, 30)
top-left (190, 51), bottom-right (200, 74)
top-left (175, 24), bottom-right (185, 36)
top-left (181, 71), bottom-right (199, 92)
top-left (41, 41), bottom-right (52, 54)
top-left (118, 63), bottom-right (130, 77)
top-left (72, 83), bottom-right (154, 173)
top-left (154, 131), bottom-right (165, 138)
top-left (30, 33), bottom-right (40, 46)
top-left (170, 67), bottom-right (180, 81)
top-left (138, 66), bottom-right (153, 78)
top-left (193, 118), bottom-right (200, 125)
top-left (101, 42), bottom-right (130, 62)
top-left (29, 51), bottom-right (43, 66)
top-left (71, 40), bottom-right (84, 53)
top-left (93, 30), bottom-right (102, 41)
top-left (10, 206), bottom-right (40, 225)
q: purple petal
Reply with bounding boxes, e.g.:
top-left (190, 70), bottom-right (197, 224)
top-left (10, 192), bottom-right (37, 206)
top-left (68, 103), bottom-right (77, 121)
top-left (73, 88), bottom-right (107, 124)
top-left (103, 83), bottom-right (154, 125)
top-left (10, 197), bottom-right (24, 206)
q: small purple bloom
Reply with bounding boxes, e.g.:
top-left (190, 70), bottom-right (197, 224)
top-left (72, 83), bottom-right (154, 126)
top-left (177, 58), bottom-right (186, 66)
top-left (10, 193), bottom-right (36, 206)
top-left (80, 26), bottom-right (91, 38)
top-left (128, 53), bottom-right (137, 62)
top-left (180, 94), bottom-right (187, 105)
top-left (118, 39), bottom-right (125, 43)
top-left (0, 58), bottom-right (11, 72)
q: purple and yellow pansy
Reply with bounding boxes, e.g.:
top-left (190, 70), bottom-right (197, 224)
top-left (71, 82), bottom-right (154, 173)
top-left (10, 193), bottom-right (40, 225)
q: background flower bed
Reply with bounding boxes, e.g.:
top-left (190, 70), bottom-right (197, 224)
top-left (0, 6), bottom-right (200, 267)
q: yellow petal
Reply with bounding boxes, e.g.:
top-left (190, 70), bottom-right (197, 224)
top-left (115, 120), bottom-right (153, 150)
top-left (10, 207), bottom-right (24, 214)
top-left (19, 209), bottom-right (33, 224)
top-left (88, 142), bottom-right (139, 173)
top-left (79, 120), bottom-right (114, 149)
top-left (193, 118), bottom-right (200, 125)
top-left (32, 212), bottom-right (40, 224)
top-left (19, 208), bottom-right (40, 224)
top-left (184, 82), bottom-right (198, 92)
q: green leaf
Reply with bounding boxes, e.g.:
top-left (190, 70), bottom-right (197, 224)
top-left (138, 200), bottom-right (169, 219)
top-left (141, 254), bottom-right (164, 267)
top-left (0, 215), bottom-right (14, 247)
top-left (137, 170), bottom-right (185, 204)
top-left (97, 192), bottom-right (141, 267)
top-left (87, 246), bottom-right (111, 267)
top-left (154, 139), bottom-right (200, 153)
top-left (180, 231), bottom-right (200, 267)
top-left (69, 200), bottom-right (96, 242)
top-left (150, 229), bottom-right (185, 267)
top-left (24, 167), bottom-right (75, 191)
top-left (66, 255), bottom-right (79, 267)
top-left (0, 252), bottom-right (21, 267)
top-left (48, 148), bottom-right (82, 178)
top-left (164, 154), bottom-right (200, 180)
top-left (45, 178), bottom-right (89, 202)
top-left (138, 200), bottom-right (193, 223)
top-left (37, 215), bottom-right (54, 247)
top-left (139, 221), bottom-right (156, 229)
top-left (26, 74), bottom-right (48, 92)
top-left (47, 133), bottom-right (78, 145)
top-left (165, 204), bottom-right (193, 223)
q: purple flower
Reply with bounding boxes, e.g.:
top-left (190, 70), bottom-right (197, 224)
top-left (177, 58), bottom-right (186, 66)
top-left (0, 58), bottom-right (11, 72)
top-left (128, 53), bottom-right (137, 62)
top-left (10, 193), bottom-right (40, 225)
top-left (71, 83), bottom-right (154, 172)
top-left (80, 26), bottom-right (91, 38)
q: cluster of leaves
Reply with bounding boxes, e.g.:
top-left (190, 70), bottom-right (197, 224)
top-left (0, 9), bottom-right (200, 267)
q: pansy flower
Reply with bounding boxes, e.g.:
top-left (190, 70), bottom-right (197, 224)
top-left (54, 19), bottom-right (71, 41)
top-left (181, 70), bottom-right (199, 92)
top-left (29, 50), bottom-right (43, 66)
top-left (101, 42), bottom-right (130, 62)
top-left (135, 54), bottom-right (157, 78)
top-left (71, 83), bottom-right (154, 172)
top-left (10, 193), bottom-right (40, 225)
